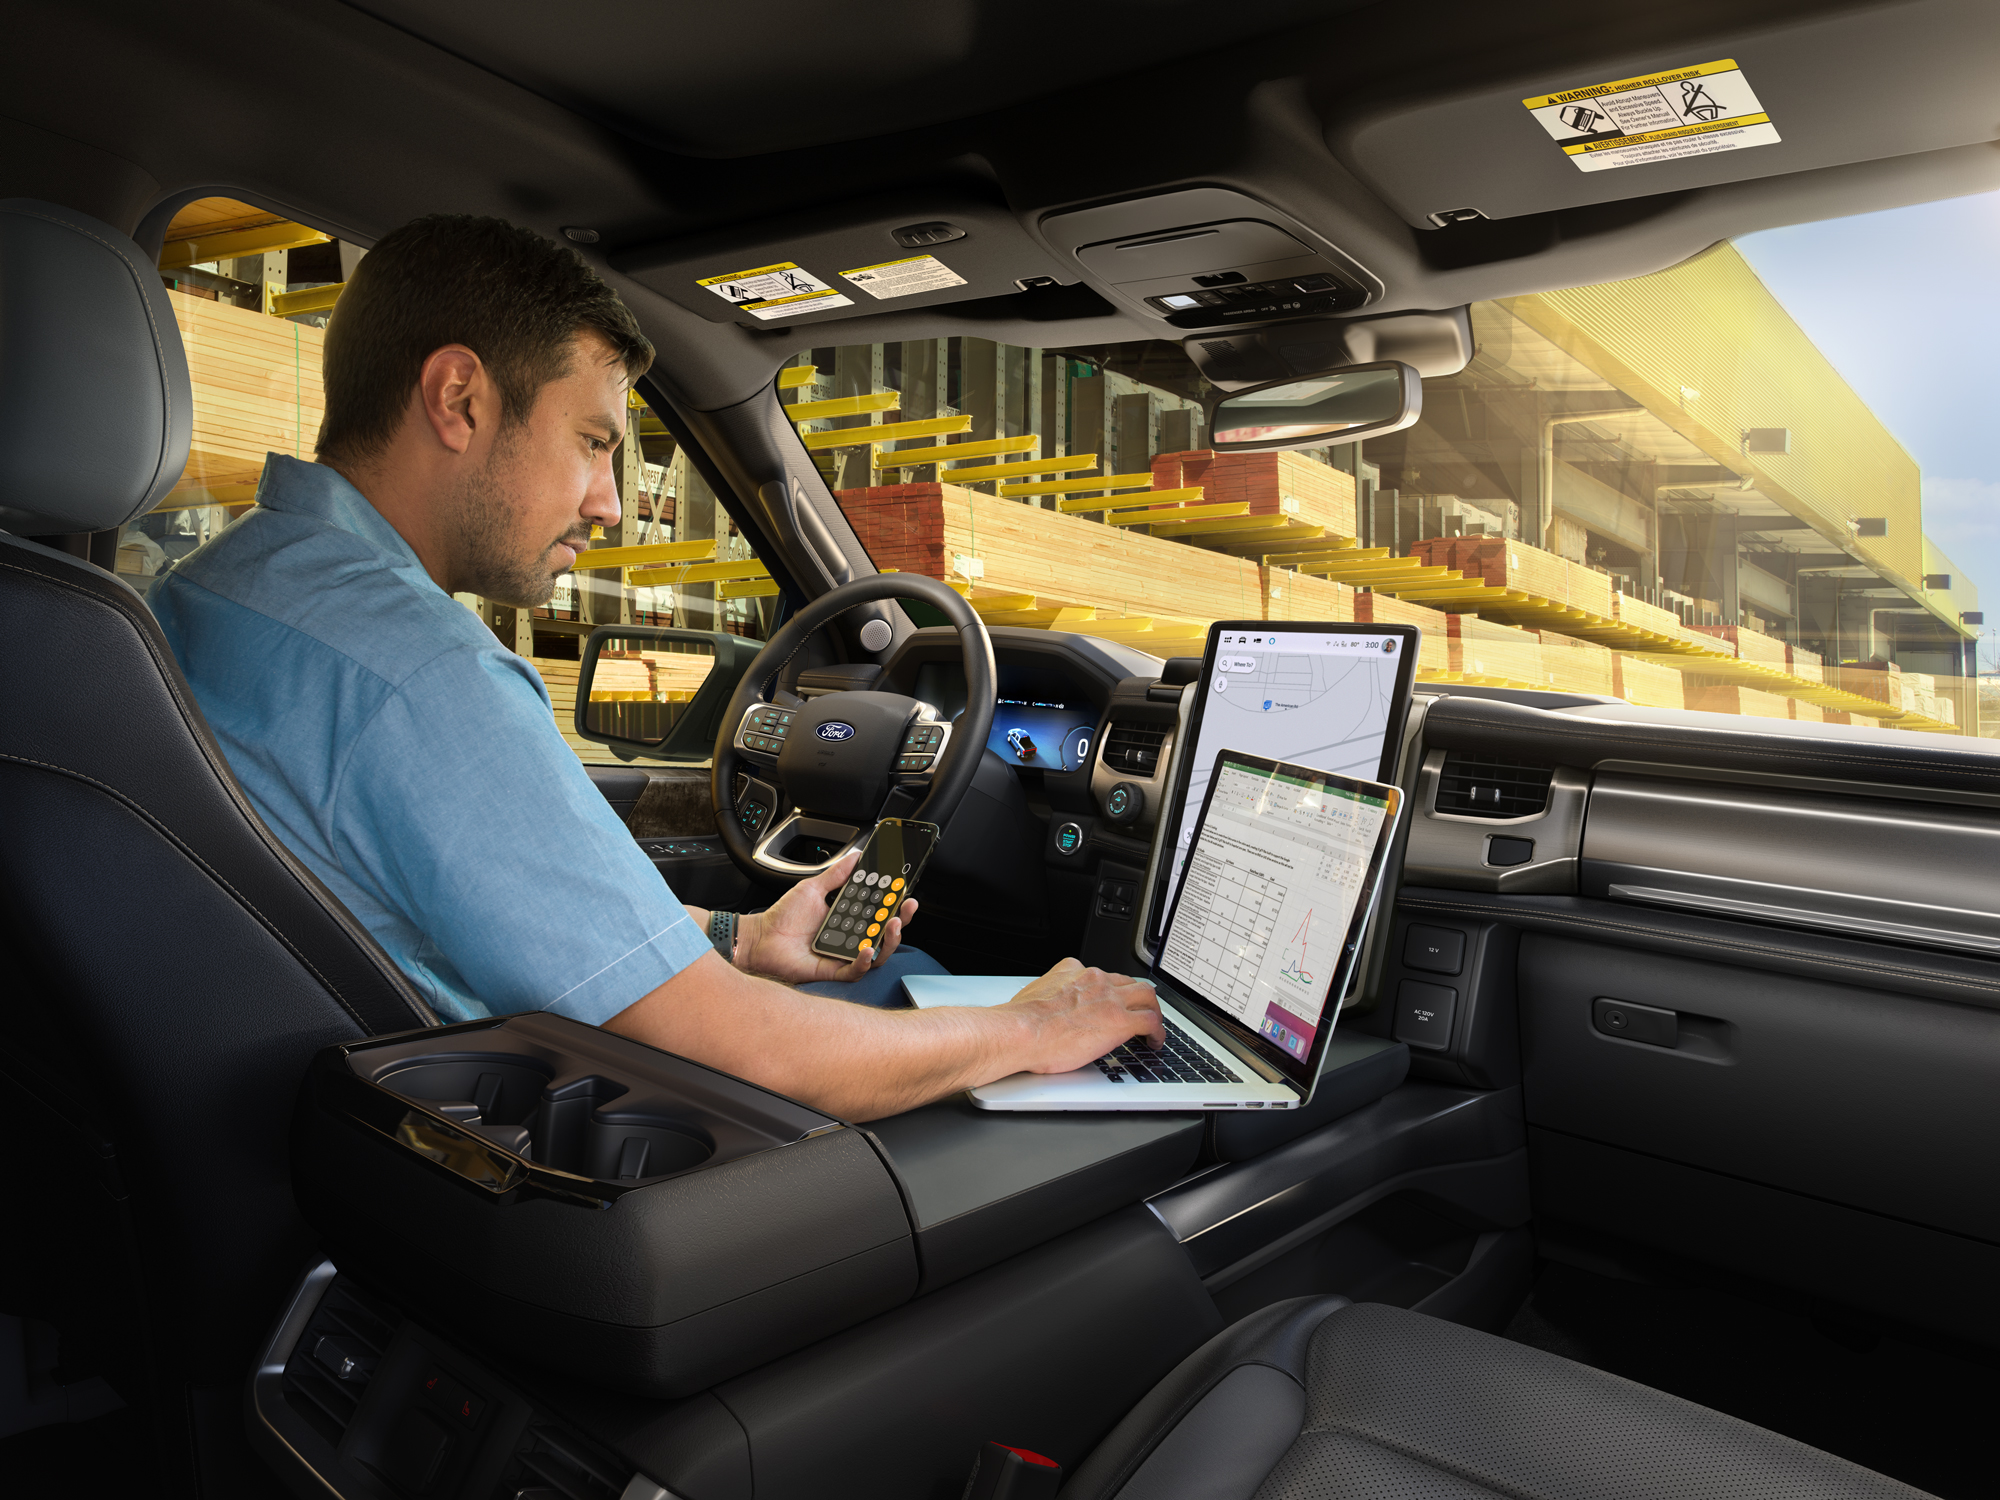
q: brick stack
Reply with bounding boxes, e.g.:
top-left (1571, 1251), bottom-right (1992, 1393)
top-left (835, 481), bottom-right (947, 577)
top-left (1150, 450), bottom-right (1358, 536)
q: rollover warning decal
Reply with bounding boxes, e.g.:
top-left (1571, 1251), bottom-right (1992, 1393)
top-left (697, 262), bottom-right (853, 320)
top-left (1524, 59), bottom-right (1779, 173)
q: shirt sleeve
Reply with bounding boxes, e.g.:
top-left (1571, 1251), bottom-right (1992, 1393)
top-left (328, 643), bottom-right (713, 1024)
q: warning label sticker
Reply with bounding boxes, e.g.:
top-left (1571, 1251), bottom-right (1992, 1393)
top-left (1523, 59), bottom-right (1779, 174)
top-left (697, 262), bottom-right (853, 320)
top-left (839, 254), bottom-right (968, 300)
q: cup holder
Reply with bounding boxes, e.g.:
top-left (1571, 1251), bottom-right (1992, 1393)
top-left (375, 1053), bottom-right (712, 1183)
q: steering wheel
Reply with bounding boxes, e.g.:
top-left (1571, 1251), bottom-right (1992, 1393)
top-left (712, 573), bottom-right (995, 883)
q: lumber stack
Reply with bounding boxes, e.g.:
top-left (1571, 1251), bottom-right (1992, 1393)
top-left (1611, 593), bottom-right (1699, 649)
top-left (1260, 567), bottom-right (1354, 623)
top-left (1436, 536), bottom-right (1615, 616)
top-left (590, 648), bottom-right (716, 701)
top-left (1689, 623), bottom-right (1789, 666)
top-left (836, 481), bottom-right (1265, 626)
top-left (1685, 683), bottom-right (1794, 719)
top-left (1611, 654), bottom-right (1687, 709)
top-left (1350, 592), bottom-right (1449, 672)
top-left (528, 658), bottom-right (623, 764)
top-left (1151, 449), bottom-right (1357, 539)
top-left (163, 288), bottom-right (326, 505)
top-left (1447, 615), bottom-right (1544, 687)
top-left (1536, 631), bottom-right (1615, 696)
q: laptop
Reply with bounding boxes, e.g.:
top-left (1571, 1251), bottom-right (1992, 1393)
top-left (910, 749), bottom-right (1402, 1111)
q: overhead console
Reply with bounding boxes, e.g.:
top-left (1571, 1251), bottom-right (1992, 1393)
top-left (1041, 187), bottom-right (1382, 331)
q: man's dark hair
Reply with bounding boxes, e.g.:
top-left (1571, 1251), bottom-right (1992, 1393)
top-left (317, 215), bottom-right (654, 464)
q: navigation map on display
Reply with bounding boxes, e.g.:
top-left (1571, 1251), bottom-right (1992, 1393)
top-left (1161, 757), bottom-right (1394, 1063)
top-left (1156, 629), bottom-right (1408, 933)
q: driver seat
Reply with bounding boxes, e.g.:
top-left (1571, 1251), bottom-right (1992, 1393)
top-left (0, 200), bottom-right (435, 1493)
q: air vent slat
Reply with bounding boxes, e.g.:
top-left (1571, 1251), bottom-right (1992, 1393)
top-left (1103, 723), bottom-right (1167, 777)
top-left (280, 1279), bottom-right (402, 1448)
top-left (1433, 753), bottom-right (1553, 819)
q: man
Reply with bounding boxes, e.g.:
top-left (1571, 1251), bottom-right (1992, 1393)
top-left (152, 214), bottom-right (1162, 1121)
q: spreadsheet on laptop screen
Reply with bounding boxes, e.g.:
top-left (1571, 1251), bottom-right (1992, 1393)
top-left (1160, 755), bottom-right (1393, 1064)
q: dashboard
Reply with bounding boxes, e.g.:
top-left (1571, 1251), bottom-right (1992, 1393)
top-left (910, 654), bottom-right (1112, 778)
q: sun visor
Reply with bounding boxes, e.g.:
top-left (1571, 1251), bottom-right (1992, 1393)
top-left (1327, 0), bottom-right (2000, 227)
top-left (1042, 188), bottom-right (1382, 333)
top-left (614, 195), bottom-right (1074, 331)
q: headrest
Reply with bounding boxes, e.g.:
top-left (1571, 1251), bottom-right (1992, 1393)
top-left (0, 199), bottom-right (192, 537)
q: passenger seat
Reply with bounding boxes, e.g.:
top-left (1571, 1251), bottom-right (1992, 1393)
top-left (1062, 1298), bottom-right (1927, 1499)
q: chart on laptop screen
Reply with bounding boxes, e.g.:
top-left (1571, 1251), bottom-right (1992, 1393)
top-left (1161, 757), bottom-right (1391, 1063)
top-left (1159, 630), bottom-right (1404, 929)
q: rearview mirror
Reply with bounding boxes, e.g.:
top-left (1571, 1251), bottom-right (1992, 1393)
top-left (1204, 361), bottom-right (1422, 453)
top-left (575, 626), bottom-right (765, 762)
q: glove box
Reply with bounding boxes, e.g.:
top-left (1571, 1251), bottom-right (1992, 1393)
top-left (292, 1012), bottom-right (916, 1398)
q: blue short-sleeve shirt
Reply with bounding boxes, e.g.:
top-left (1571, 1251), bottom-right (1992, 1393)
top-left (151, 454), bottom-right (712, 1023)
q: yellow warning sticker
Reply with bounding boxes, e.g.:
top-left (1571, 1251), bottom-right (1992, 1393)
top-left (1523, 58), bottom-right (1780, 174)
top-left (696, 261), bottom-right (853, 320)
top-left (839, 254), bottom-right (968, 300)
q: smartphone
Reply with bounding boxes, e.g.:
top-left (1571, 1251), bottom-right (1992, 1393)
top-left (811, 818), bottom-right (941, 961)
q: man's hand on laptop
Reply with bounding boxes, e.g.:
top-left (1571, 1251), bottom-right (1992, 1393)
top-left (1002, 958), bottom-right (1166, 1073)
top-left (732, 850), bottom-right (917, 984)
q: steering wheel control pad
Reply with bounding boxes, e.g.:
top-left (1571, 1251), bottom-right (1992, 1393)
top-left (778, 690), bottom-right (921, 823)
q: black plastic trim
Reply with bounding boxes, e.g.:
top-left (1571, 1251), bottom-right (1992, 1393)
top-left (1397, 888), bottom-right (2000, 1013)
top-left (1423, 694), bottom-right (2000, 795)
top-left (1148, 1083), bottom-right (1526, 1280)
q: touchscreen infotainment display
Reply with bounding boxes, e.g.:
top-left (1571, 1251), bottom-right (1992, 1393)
top-left (1148, 621), bottom-right (1419, 946)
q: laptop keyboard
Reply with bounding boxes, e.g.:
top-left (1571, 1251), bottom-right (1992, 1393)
top-left (1095, 1015), bottom-right (1245, 1085)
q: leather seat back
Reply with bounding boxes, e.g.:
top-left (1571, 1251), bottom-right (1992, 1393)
top-left (0, 198), bottom-right (434, 1491)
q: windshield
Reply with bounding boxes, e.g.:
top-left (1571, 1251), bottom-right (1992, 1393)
top-left (807, 199), bottom-right (1995, 739)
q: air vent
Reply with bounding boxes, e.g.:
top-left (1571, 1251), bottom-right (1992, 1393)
top-left (1102, 723), bottom-right (1167, 778)
top-left (281, 1280), bottom-right (399, 1446)
top-left (1433, 754), bottom-right (1553, 819)
top-left (498, 1426), bottom-right (635, 1500)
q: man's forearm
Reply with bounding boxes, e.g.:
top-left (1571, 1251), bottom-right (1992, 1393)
top-left (604, 952), bottom-right (1028, 1119)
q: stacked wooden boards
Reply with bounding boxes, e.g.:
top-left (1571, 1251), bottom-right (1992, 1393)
top-left (161, 288), bottom-right (326, 506)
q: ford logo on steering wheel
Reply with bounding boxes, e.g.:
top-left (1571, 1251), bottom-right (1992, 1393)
top-left (816, 721), bottom-right (856, 742)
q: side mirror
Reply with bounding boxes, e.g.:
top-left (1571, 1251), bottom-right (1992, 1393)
top-left (1203, 360), bottom-right (1422, 453)
top-left (575, 625), bottom-right (764, 762)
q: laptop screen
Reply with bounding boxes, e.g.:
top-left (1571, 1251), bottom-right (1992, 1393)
top-left (1148, 622), bottom-right (1419, 948)
top-left (1156, 751), bottom-right (1402, 1089)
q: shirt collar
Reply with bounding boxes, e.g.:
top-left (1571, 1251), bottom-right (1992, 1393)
top-left (252, 453), bottom-right (438, 589)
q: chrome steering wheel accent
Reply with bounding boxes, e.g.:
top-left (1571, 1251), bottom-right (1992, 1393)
top-left (712, 573), bottom-right (996, 884)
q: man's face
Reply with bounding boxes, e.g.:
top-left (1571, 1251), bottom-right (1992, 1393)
top-left (445, 333), bottom-right (629, 607)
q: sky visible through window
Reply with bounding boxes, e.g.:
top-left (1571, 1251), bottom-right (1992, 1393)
top-left (1735, 191), bottom-right (2000, 672)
